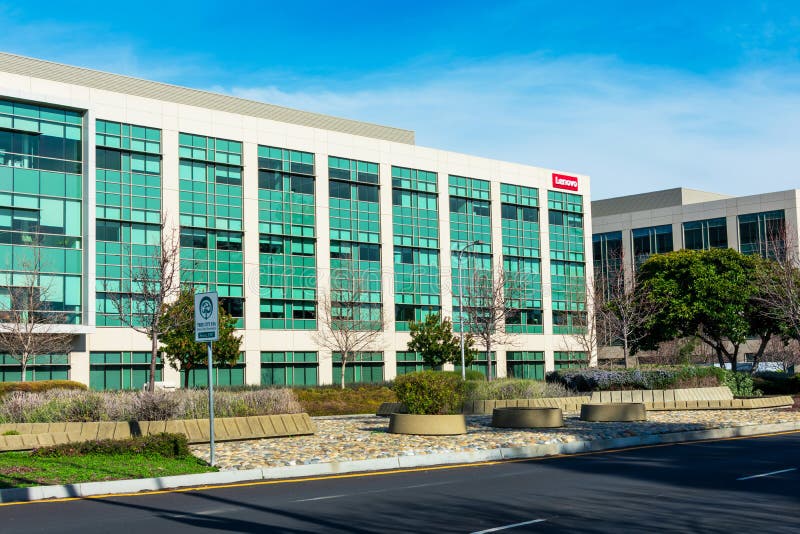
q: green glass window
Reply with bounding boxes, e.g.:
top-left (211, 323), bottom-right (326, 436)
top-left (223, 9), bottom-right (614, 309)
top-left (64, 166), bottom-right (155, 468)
top-left (0, 353), bottom-right (69, 382)
top-left (0, 99), bottom-right (84, 325)
top-left (449, 175), bottom-right (492, 332)
top-left (501, 183), bottom-right (542, 333)
top-left (89, 351), bottom-right (162, 390)
top-left (96, 119), bottom-right (162, 326)
top-left (181, 353), bottom-right (245, 387)
top-left (392, 166), bottom-right (440, 331)
top-left (553, 351), bottom-right (589, 370)
top-left (332, 352), bottom-right (384, 384)
top-left (548, 189), bottom-right (586, 334)
top-left (329, 157), bottom-right (382, 326)
top-left (455, 352), bottom-right (496, 379)
top-left (179, 133), bottom-right (244, 326)
top-left (395, 351), bottom-right (435, 375)
top-left (738, 210), bottom-right (785, 259)
top-left (506, 351), bottom-right (545, 379)
top-left (259, 146), bottom-right (317, 329)
top-left (261, 351), bottom-right (318, 386)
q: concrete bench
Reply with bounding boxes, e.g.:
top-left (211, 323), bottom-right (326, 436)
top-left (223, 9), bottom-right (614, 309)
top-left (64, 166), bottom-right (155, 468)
top-left (0, 413), bottom-right (315, 452)
top-left (461, 396), bottom-right (591, 415)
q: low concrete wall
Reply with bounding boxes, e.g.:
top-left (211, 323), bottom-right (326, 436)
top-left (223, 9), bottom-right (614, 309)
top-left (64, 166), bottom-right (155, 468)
top-left (0, 413), bottom-right (315, 452)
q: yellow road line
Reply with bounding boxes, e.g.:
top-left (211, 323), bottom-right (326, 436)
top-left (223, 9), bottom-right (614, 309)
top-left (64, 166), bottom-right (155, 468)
top-left (1, 428), bottom-right (797, 508)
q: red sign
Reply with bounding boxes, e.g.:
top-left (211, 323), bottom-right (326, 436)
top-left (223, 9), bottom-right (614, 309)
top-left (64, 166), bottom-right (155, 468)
top-left (552, 173), bottom-right (579, 191)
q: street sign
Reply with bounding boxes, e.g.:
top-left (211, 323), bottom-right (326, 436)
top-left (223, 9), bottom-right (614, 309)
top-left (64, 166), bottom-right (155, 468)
top-left (194, 291), bottom-right (219, 342)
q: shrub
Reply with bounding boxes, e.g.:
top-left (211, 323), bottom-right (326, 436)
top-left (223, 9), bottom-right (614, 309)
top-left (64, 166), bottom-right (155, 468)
top-left (295, 384), bottom-right (396, 416)
top-left (437, 369), bottom-right (486, 381)
top-left (753, 373), bottom-right (800, 395)
top-left (32, 433), bottom-right (191, 458)
top-left (0, 381), bottom-right (87, 396)
top-left (546, 366), bottom-right (727, 392)
top-left (0, 388), bottom-right (302, 423)
top-left (393, 371), bottom-right (465, 415)
top-left (723, 372), bottom-right (762, 397)
top-left (465, 379), bottom-right (578, 401)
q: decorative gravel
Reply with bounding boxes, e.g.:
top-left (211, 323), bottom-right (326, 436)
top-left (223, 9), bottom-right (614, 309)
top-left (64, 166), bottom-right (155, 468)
top-left (190, 409), bottom-right (800, 471)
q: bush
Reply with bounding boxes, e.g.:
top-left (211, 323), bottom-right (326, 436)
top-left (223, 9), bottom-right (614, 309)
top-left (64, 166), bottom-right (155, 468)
top-left (753, 373), bottom-right (800, 395)
top-left (32, 433), bottom-right (191, 458)
top-left (0, 388), bottom-right (302, 423)
top-left (465, 379), bottom-right (578, 401)
top-left (437, 370), bottom-right (486, 381)
top-left (0, 381), bottom-right (87, 396)
top-left (295, 384), bottom-right (396, 416)
top-left (723, 372), bottom-right (762, 397)
top-left (393, 371), bottom-right (465, 415)
top-left (546, 366), bottom-right (727, 392)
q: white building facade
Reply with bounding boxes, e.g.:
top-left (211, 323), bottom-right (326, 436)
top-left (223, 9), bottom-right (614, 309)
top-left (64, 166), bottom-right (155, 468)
top-left (0, 53), bottom-right (593, 388)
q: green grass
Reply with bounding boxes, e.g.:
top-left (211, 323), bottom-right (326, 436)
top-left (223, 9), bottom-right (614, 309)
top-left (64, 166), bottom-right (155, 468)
top-left (0, 451), bottom-right (216, 489)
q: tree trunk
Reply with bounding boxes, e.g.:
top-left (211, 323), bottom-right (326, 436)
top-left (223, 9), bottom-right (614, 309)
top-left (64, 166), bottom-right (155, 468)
top-left (623, 337), bottom-right (631, 369)
top-left (340, 353), bottom-right (347, 390)
top-left (149, 334), bottom-right (158, 392)
top-left (750, 334), bottom-right (771, 375)
top-left (184, 365), bottom-right (191, 389)
top-left (20, 354), bottom-right (28, 382)
top-left (715, 347), bottom-right (726, 369)
top-left (486, 340), bottom-right (492, 382)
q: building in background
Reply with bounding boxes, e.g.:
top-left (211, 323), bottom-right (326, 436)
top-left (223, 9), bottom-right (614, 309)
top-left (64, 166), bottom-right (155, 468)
top-left (592, 187), bottom-right (800, 363)
top-left (0, 53), bottom-right (592, 388)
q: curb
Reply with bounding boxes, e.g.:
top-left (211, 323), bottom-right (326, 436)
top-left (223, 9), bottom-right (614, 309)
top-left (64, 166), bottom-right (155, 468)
top-left (2, 420), bottom-right (799, 504)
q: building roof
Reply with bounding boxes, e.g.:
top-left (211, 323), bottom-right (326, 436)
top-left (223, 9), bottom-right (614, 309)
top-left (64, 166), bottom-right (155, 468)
top-left (591, 187), bottom-right (733, 218)
top-left (0, 52), bottom-right (415, 145)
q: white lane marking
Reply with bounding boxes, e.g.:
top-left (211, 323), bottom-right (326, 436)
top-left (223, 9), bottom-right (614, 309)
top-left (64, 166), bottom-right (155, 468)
top-left (737, 467), bottom-right (797, 481)
top-left (471, 518), bottom-right (547, 533)
top-left (294, 494), bottom-right (348, 502)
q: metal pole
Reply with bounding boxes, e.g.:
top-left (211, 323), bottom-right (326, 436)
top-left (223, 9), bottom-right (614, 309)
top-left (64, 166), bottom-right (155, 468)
top-left (207, 341), bottom-right (215, 467)
top-left (458, 246), bottom-right (466, 381)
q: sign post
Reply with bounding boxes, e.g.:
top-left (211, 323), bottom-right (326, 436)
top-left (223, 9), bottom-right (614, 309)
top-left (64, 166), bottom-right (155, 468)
top-left (194, 291), bottom-right (219, 466)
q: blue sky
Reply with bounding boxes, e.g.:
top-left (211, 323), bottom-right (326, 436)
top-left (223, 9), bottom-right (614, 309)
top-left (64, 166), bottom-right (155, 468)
top-left (2, 1), bottom-right (799, 199)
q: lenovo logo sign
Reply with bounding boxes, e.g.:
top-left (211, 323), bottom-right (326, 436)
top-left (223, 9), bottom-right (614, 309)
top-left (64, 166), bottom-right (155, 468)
top-left (552, 173), bottom-right (579, 191)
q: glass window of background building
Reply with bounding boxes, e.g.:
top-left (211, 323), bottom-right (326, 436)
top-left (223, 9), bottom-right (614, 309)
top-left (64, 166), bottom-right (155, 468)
top-left (0, 99), bottom-right (83, 325)
top-left (683, 217), bottom-right (727, 250)
top-left (548, 190), bottom-right (586, 334)
top-left (95, 119), bottom-right (162, 327)
top-left (328, 157), bottom-right (383, 324)
top-left (592, 231), bottom-right (623, 278)
top-left (89, 351), bottom-right (162, 390)
top-left (632, 224), bottom-right (673, 267)
top-left (178, 133), bottom-right (244, 326)
top-left (449, 175), bottom-right (492, 332)
top-left (506, 351), bottom-right (545, 379)
top-left (258, 146), bottom-right (317, 329)
top-left (738, 210), bottom-right (785, 258)
top-left (392, 166), bottom-right (440, 331)
top-left (501, 184), bottom-right (543, 333)
top-left (332, 351), bottom-right (383, 384)
top-left (261, 351), bottom-right (318, 386)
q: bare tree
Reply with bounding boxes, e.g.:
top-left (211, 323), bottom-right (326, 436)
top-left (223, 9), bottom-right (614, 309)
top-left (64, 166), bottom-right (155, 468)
top-left (0, 240), bottom-right (74, 381)
top-left (313, 263), bottom-right (386, 389)
top-left (762, 337), bottom-right (800, 373)
top-left (754, 223), bottom-right (800, 343)
top-left (596, 251), bottom-right (659, 368)
top-left (568, 274), bottom-right (603, 365)
top-left (107, 214), bottom-right (182, 392)
top-left (462, 266), bottom-right (525, 381)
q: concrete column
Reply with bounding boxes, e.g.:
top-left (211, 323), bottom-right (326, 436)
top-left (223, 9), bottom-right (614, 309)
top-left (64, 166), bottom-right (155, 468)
top-left (315, 152), bottom-right (332, 385)
top-left (379, 162), bottom-right (396, 380)
top-left (241, 141), bottom-right (261, 384)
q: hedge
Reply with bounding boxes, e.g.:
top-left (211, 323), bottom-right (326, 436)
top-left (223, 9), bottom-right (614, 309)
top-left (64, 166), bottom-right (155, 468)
top-left (393, 371), bottom-right (466, 415)
top-left (0, 381), bottom-right (87, 396)
top-left (32, 433), bottom-right (191, 458)
top-left (546, 366), bottom-right (728, 392)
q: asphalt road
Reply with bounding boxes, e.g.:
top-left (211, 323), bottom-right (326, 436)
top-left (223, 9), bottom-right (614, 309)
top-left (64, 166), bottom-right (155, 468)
top-left (1, 432), bottom-right (799, 533)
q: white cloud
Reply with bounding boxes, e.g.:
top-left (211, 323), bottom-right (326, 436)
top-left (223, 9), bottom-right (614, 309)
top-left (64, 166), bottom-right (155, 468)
top-left (218, 55), bottom-right (800, 199)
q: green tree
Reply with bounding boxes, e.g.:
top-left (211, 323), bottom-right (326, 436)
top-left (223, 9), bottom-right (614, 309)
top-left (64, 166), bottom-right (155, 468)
top-left (159, 288), bottom-right (242, 388)
top-left (407, 314), bottom-right (475, 369)
top-left (636, 248), bottom-right (782, 372)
